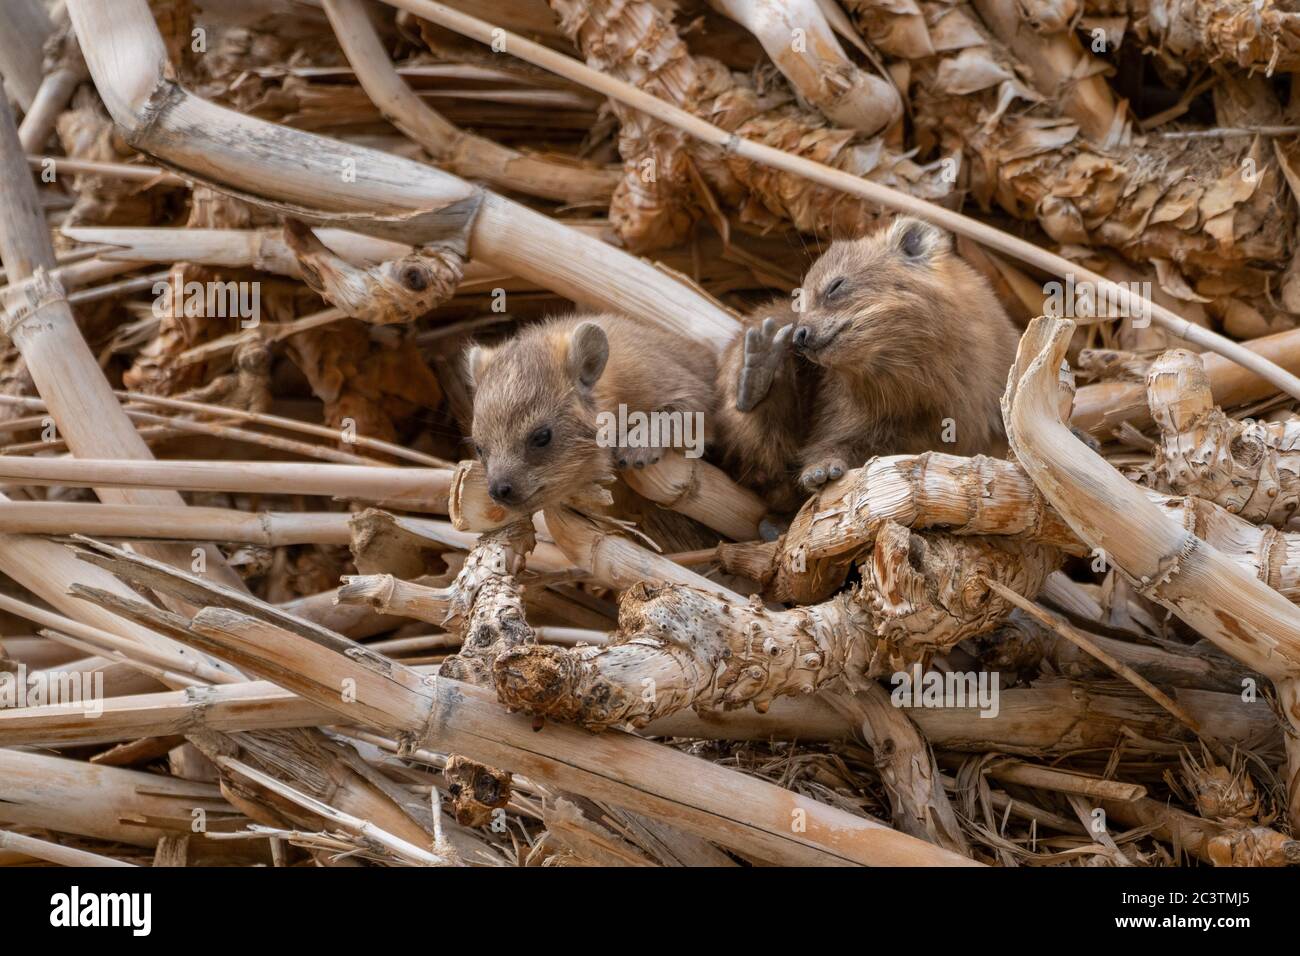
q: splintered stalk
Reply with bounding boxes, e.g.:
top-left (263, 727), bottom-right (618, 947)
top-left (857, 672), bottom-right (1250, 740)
top-left (64, 0), bottom-right (740, 351)
top-left (385, 0), bottom-right (1300, 402)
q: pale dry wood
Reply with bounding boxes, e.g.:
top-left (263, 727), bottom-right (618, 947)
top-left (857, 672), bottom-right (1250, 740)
top-left (116, 389), bottom-right (450, 467)
top-left (619, 451), bottom-right (767, 542)
top-left (0, 85), bottom-right (243, 589)
top-left (0, 590), bottom-right (232, 686)
top-left (18, 25), bottom-right (88, 153)
top-left (768, 452), bottom-right (1084, 604)
top-left (54, 535), bottom-right (962, 864)
top-left (322, 0), bottom-right (618, 204)
top-left (0, 829), bottom-right (136, 868)
top-left (1003, 314), bottom-right (1300, 830)
top-left (174, 607), bottom-right (977, 865)
top-left (0, 748), bottom-right (235, 851)
top-left (824, 686), bottom-right (971, 857)
top-left (0, 501), bottom-right (352, 545)
top-left (0, 0), bottom-right (53, 110)
top-left (986, 579), bottom-right (1235, 765)
top-left (282, 217), bottom-right (464, 325)
top-left (765, 451), bottom-right (1300, 607)
top-left (0, 456), bottom-right (452, 511)
top-left (981, 759), bottom-right (1145, 802)
top-left (214, 755), bottom-right (451, 866)
top-left (64, 0), bottom-right (740, 351)
top-left (494, 521), bottom-right (1057, 729)
top-left (1072, 325), bottom-right (1300, 436)
top-left (1098, 793), bottom-right (1300, 867)
top-left (542, 504), bottom-right (741, 599)
top-left (383, 0), bottom-right (1300, 402)
top-left (709, 0), bottom-right (901, 134)
top-left (0, 672), bottom-right (1276, 756)
top-left (1147, 348), bottom-right (1300, 526)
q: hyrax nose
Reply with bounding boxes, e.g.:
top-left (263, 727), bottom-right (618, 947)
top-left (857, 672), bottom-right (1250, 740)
top-left (488, 479), bottom-right (515, 504)
top-left (792, 325), bottom-right (812, 349)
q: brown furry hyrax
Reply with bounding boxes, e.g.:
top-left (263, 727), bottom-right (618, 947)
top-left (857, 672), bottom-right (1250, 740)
top-left (716, 217), bottom-right (1019, 512)
top-left (466, 313), bottom-right (716, 513)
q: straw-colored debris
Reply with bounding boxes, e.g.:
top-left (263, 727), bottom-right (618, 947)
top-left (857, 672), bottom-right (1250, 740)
top-left (0, 0), bottom-right (1299, 870)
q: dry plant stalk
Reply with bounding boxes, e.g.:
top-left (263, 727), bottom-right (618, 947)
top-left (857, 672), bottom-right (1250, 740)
top-left (493, 522), bottom-right (1058, 730)
top-left (64, 0), bottom-right (741, 352)
top-left (709, 0), bottom-right (902, 134)
top-left (1147, 348), bottom-right (1300, 526)
top-left (1003, 315), bottom-right (1300, 829)
top-left (392, 0), bottom-right (1300, 402)
top-left (321, 0), bottom-right (619, 204)
top-left (63, 539), bottom-right (973, 866)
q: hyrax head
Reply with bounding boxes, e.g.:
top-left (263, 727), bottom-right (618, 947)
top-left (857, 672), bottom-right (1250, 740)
top-left (792, 217), bottom-right (954, 373)
top-left (466, 319), bottom-right (610, 512)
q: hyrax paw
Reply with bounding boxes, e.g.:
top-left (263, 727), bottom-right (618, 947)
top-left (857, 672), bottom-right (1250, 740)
top-left (736, 317), bottom-right (793, 412)
top-left (798, 457), bottom-right (848, 492)
top-left (615, 445), bottom-right (663, 470)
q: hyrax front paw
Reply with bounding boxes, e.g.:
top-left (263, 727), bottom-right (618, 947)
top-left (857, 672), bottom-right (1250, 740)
top-left (736, 317), bottom-right (793, 412)
top-left (615, 445), bottom-right (663, 470)
top-left (798, 457), bottom-right (847, 492)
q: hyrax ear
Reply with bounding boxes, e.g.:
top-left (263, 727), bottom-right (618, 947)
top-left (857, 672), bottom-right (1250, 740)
top-left (566, 321), bottom-right (609, 390)
top-left (463, 343), bottom-right (493, 391)
top-left (890, 217), bottom-right (950, 262)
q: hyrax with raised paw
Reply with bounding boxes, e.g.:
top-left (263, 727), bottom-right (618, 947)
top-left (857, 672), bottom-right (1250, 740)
top-left (716, 217), bottom-right (1019, 511)
top-left (466, 313), bottom-right (716, 513)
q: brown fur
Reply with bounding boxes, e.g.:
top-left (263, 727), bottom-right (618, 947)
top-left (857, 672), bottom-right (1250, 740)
top-left (716, 217), bottom-right (1019, 510)
top-left (467, 312), bottom-right (716, 513)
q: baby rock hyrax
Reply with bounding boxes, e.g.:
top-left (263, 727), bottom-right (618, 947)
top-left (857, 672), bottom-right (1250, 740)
top-left (466, 313), bottom-right (716, 513)
top-left (716, 216), bottom-right (1020, 510)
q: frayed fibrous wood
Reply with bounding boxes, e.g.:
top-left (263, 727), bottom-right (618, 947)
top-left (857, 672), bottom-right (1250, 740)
top-left (825, 686), bottom-right (970, 857)
top-left (64, 0), bottom-right (741, 352)
top-left (282, 218), bottom-right (464, 325)
top-left (0, 673), bottom-right (1279, 758)
top-left (1004, 315), bottom-right (1300, 830)
top-left (396, 0), bottom-right (1300, 403)
top-left (66, 568), bottom-right (973, 865)
top-left (1147, 348), bottom-right (1300, 527)
top-left (709, 0), bottom-right (902, 135)
top-left (760, 451), bottom-right (1300, 607)
top-left (535, 0), bottom-right (943, 249)
top-left (492, 521), bottom-right (1058, 730)
top-left (1084, 0), bottom-right (1300, 74)
top-left (321, 0), bottom-right (619, 204)
top-left (0, 748), bottom-right (255, 859)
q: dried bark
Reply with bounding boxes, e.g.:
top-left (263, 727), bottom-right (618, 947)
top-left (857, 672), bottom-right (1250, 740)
top-left (1147, 348), bottom-right (1300, 526)
top-left (492, 522), bottom-right (1058, 729)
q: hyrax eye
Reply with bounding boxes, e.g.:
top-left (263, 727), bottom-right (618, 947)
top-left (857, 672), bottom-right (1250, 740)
top-left (822, 277), bottom-right (846, 301)
top-left (528, 427), bottom-right (552, 449)
top-left (473, 443), bottom-right (485, 459)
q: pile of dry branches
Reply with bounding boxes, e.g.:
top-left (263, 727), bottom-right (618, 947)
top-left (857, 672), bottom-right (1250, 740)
top-left (2, 0), bottom-right (1300, 868)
